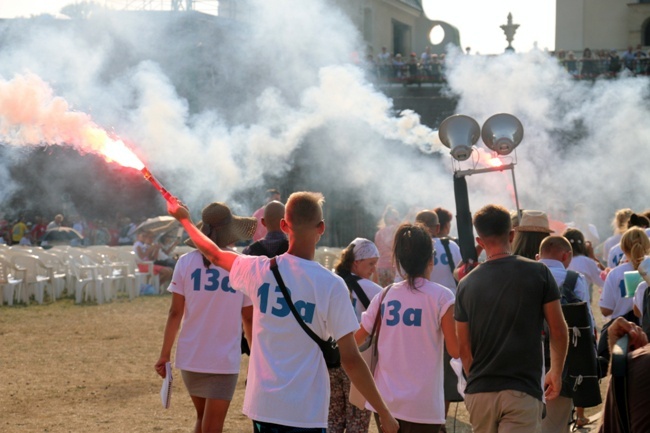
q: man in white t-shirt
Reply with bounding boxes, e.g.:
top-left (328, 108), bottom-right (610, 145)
top-left (168, 192), bottom-right (398, 433)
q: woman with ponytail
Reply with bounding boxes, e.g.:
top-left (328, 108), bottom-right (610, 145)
top-left (355, 224), bottom-right (459, 433)
top-left (600, 227), bottom-right (650, 320)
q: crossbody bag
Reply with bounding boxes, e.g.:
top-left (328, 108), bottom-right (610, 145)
top-left (270, 257), bottom-right (341, 368)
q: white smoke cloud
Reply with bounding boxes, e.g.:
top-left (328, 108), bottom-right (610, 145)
top-left (0, 1), bottom-right (647, 242)
top-left (443, 48), bottom-right (650, 235)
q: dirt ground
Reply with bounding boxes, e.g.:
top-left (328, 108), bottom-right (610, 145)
top-left (1, 293), bottom-right (606, 433)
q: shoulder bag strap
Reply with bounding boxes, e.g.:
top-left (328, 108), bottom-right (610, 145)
top-left (440, 237), bottom-right (456, 277)
top-left (370, 284), bottom-right (392, 350)
top-left (270, 257), bottom-right (325, 346)
top-left (345, 274), bottom-right (371, 310)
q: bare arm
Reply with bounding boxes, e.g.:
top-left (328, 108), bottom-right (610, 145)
top-left (354, 326), bottom-right (370, 346)
top-left (154, 293), bottom-right (185, 378)
top-left (167, 198), bottom-right (238, 271)
top-left (600, 307), bottom-right (614, 317)
top-left (455, 320), bottom-right (472, 376)
top-left (607, 316), bottom-right (648, 352)
top-left (242, 306), bottom-right (253, 350)
top-left (338, 332), bottom-right (399, 433)
top-left (543, 299), bottom-right (569, 400)
top-left (441, 306), bottom-right (459, 359)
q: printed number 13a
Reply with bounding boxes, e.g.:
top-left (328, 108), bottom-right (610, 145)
top-left (257, 283), bottom-right (315, 323)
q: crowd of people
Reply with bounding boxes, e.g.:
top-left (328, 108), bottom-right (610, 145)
top-left (0, 212), bottom-right (149, 247)
top-left (151, 189), bottom-right (650, 433)
top-left (360, 44), bottom-right (650, 86)
top-left (555, 45), bottom-right (650, 79)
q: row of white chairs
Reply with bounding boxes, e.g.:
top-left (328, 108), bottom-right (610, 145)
top-left (0, 245), bottom-right (161, 306)
top-left (0, 244), bottom-right (344, 306)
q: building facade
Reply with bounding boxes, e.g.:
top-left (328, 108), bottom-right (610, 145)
top-left (556, 0), bottom-right (650, 51)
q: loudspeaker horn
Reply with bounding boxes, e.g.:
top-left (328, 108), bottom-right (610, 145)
top-left (438, 114), bottom-right (481, 161)
top-left (481, 113), bottom-right (524, 156)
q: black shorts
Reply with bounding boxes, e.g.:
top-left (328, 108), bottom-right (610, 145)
top-left (252, 420), bottom-right (326, 433)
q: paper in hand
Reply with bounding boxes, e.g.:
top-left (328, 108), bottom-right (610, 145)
top-left (160, 362), bottom-right (173, 409)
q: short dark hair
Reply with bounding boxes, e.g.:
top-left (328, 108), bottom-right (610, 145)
top-left (473, 204), bottom-right (512, 238)
top-left (433, 207), bottom-right (453, 227)
top-left (415, 210), bottom-right (439, 231)
top-left (539, 236), bottom-right (571, 257)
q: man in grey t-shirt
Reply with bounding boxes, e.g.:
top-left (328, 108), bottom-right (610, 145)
top-left (455, 204), bottom-right (568, 433)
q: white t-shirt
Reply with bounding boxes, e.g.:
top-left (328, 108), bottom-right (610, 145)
top-left (602, 234), bottom-right (622, 263)
top-left (168, 250), bottom-right (252, 374)
top-left (431, 238), bottom-right (462, 292)
top-left (350, 276), bottom-right (382, 322)
top-left (360, 278), bottom-right (454, 424)
top-left (568, 255), bottom-right (604, 288)
top-left (230, 253), bottom-right (360, 428)
top-left (607, 244), bottom-right (625, 269)
top-left (600, 262), bottom-right (635, 320)
top-left (634, 281), bottom-right (648, 315)
top-left (633, 281), bottom-right (648, 316)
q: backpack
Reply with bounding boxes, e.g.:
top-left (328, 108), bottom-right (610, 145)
top-left (544, 271), bottom-right (581, 371)
top-left (560, 271), bottom-right (582, 305)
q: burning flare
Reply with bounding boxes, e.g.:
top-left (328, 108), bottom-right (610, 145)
top-left (475, 148), bottom-right (504, 168)
top-left (0, 73), bottom-right (177, 202)
top-left (0, 73), bottom-right (144, 169)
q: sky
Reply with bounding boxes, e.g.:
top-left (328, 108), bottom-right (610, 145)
top-left (0, 0), bottom-right (556, 55)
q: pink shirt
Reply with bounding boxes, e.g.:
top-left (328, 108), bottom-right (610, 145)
top-left (375, 224), bottom-right (397, 269)
top-left (361, 278), bottom-right (454, 423)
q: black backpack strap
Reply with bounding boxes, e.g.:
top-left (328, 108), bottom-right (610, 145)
top-left (344, 274), bottom-right (371, 310)
top-left (563, 270), bottom-right (579, 291)
top-left (440, 237), bottom-right (456, 278)
top-left (561, 271), bottom-right (582, 304)
top-left (270, 257), bottom-right (325, 347)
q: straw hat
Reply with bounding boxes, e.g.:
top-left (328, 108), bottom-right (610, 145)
top-left (514, 210), bottom-right (554, 233)
top-left (185, 202), bottom-right (257, 248)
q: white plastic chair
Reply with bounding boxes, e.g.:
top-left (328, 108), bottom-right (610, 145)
top-left (15, 247), bottom-right (68, 299)
top-left (66, 254), bottom-right (104, 304)
top-left (64, 248), bottom-right (106, 304)
top-left (0, 254), bottom-right (26, 306)
top-left (86, 246), bottom-right (136, 299)
top-left (6, 252), bottom-right (55, 304)
top-left (110, 248), bottom-right (159, 298)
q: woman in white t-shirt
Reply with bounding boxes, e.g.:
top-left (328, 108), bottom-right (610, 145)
top-left (564, 228), bottom-right (605, 289)
top-left (356, 224), bottom-right (459, 433)
top-left (600, 228), bottom-right (650, 321)
top-left (155, 202), bottom-right (257, 433)
top-left (330, 238), bottom-right (382, 433)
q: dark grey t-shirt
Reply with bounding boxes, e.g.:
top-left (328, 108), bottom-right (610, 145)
top-left (455, 255), bottom-right (560, 400)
